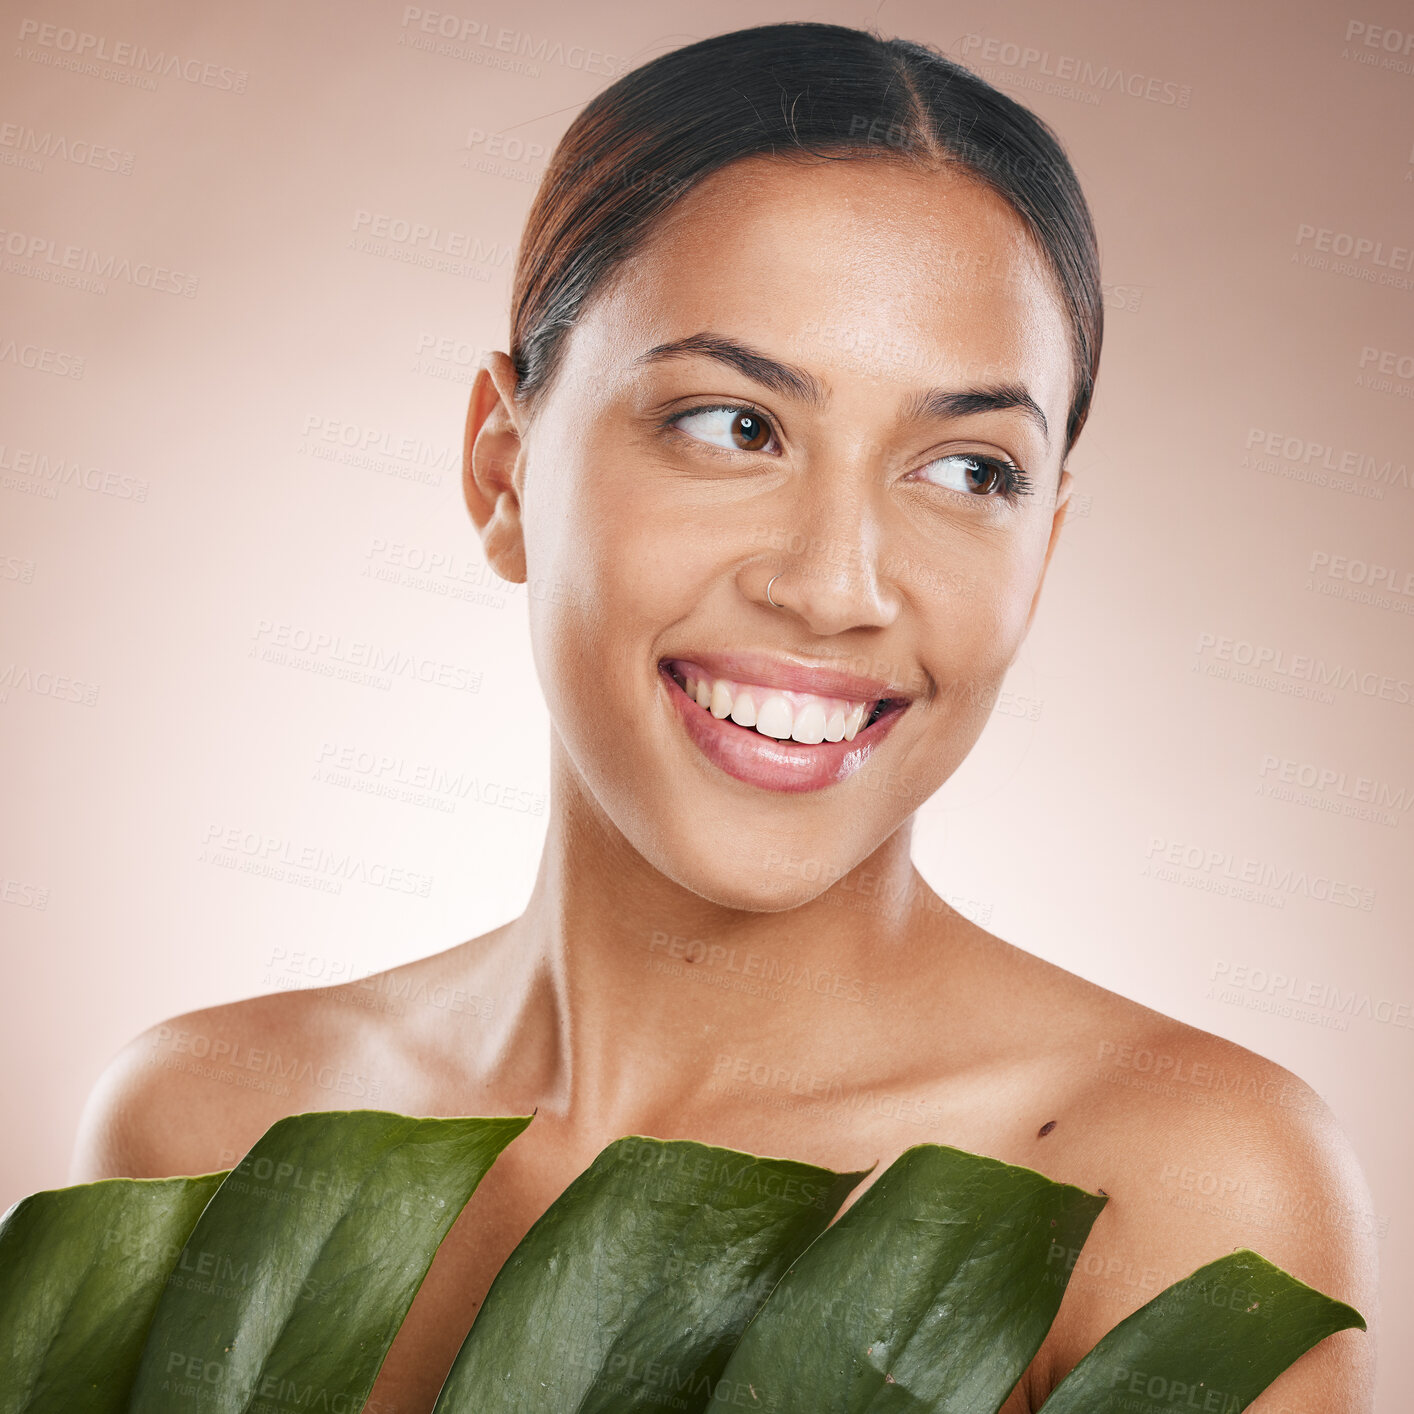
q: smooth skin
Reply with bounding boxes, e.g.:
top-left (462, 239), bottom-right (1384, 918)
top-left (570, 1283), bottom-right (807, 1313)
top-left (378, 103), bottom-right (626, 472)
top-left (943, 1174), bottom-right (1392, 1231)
top-left (72, 156), bottom-right (1378, 1412)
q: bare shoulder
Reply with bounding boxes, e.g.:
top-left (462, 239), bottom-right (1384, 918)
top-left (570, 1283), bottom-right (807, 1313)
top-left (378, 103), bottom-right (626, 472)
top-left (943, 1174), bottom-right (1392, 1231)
top-left (1033, 983), bottom-right (1378, 1411)
top-left (919, 915), bottom-right (1378, 1410)
top-left (67, 934), bottom-right (501, 1186)
top-left (67, 995), bottom-right (273, 1183)
top-left (68, 986), bottom-right (355, 1184)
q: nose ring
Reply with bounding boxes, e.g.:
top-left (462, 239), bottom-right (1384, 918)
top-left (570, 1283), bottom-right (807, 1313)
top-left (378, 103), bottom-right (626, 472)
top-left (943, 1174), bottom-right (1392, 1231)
top-left (765, 573), bottom-right (783, 609)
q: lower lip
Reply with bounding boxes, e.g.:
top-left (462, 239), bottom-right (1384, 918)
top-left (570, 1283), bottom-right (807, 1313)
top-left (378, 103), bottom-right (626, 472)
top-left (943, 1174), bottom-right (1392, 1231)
top-left (658, 662), bottom-right (908, 794)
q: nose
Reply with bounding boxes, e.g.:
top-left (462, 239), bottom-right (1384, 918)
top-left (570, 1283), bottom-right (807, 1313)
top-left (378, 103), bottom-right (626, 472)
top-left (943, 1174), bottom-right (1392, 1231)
top-left (743, 470), bottom-right (902, 635)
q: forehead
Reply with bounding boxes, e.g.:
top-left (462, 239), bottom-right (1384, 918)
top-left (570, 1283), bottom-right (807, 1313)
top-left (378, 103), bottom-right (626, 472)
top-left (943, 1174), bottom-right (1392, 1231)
top-left (574, 154), bottom-right (1072, 409)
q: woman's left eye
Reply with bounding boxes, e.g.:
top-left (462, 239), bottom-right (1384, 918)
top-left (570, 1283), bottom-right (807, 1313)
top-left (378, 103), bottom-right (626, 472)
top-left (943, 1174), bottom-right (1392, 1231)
top-left (916, 453), bottom-right (1031, 500)
top-left (670, 405), bottom-right (778, 454)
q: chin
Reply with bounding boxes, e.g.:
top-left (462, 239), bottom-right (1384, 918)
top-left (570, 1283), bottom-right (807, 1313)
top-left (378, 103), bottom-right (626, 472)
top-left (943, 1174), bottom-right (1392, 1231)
top-left (642, 817), bottom-right (860, 914)
top-left (688, 870), bottom-right (829, 914)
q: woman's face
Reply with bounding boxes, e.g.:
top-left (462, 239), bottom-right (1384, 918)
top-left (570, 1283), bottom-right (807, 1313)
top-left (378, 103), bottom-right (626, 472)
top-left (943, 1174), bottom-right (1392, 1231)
top-left (479, 154), bottom-right (1076, 911)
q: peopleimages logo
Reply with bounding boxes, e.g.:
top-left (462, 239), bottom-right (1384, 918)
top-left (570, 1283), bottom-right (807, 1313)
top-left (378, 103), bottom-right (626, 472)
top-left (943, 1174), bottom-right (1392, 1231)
top-left (956, 33), bottom-right (1191, 106)
top-left (250, 619), bottom-right (482, 695)
top-left (350, 210), bottom-right (512, 264)
top-left (0, 122), bottom-right (135, 175)
top-left (1341, 19), bottom-right (1414, 74)
top-left (0, 227), bottom-right (198, 296)
top-left (1295, 223), bottom-right (1413, 271)
top-left (1243, 428), bottom-right (1410, 493)
top-left (15, 18), bottom-right (248, 91)
top-left (1144, 838), bottom-right (1376, 911)
top-left (1211, 960), bottom-right (1413, 1034)
top-left (0, 663), bottom-right (100, 707)
top-left (1193, 632), bottom-right (1413, 707)
top-left (200, 824), bottom-right (434, 899)
top-left (301, 416), bottom-right (458, 474)
top-left (397, 8), bottom-right (628, 77)
top-left (1258, 753), bottom-right (1411, 821)
top-left (0, 444), bottom-right (147, 500)
top-left (0, 342), bottom-right (84, 379)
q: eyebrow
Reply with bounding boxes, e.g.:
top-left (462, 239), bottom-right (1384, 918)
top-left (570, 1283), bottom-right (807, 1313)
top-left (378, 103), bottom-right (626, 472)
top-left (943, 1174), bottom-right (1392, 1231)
top-left (634, 332), bottom-right (1050, 447)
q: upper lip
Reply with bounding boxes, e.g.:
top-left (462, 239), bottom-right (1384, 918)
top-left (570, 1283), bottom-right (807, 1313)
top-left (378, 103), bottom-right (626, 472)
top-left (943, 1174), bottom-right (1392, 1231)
top-left (661, 650), bottom-right (916, 704)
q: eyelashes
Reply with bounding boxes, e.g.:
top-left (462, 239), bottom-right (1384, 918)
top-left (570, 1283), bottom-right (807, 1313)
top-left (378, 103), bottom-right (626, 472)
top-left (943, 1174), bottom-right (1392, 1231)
top-left (923, 453), bottom-right (1033, 501)
top-left (662, 402), bottom-right (1033, 503)
top-left (664, 403), bottom-right (780, 455)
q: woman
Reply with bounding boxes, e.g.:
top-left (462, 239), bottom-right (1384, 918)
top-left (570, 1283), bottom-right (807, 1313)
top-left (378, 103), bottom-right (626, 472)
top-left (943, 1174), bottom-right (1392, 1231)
top-left (70, 21), bottom-right (1378, 1412)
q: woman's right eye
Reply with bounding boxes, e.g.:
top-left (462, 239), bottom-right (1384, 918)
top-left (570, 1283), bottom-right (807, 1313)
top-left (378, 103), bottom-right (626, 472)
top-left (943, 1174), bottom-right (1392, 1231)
top-left (669, 405), bottom-right (779, 454)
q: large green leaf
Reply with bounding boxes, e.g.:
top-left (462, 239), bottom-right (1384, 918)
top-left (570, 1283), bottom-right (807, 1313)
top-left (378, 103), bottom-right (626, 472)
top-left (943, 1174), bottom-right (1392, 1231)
top-left (0, 1115), bottom-right (1369, 1414)
top-left (1037, 1248), bottom-right (1367, 1413)
top-left (433, 1134), bottom-right (871, 1412)
top-left (714, 1143), bottom-right (1108, 1413)
top-left (0, 1171), bottom-right (226, 1414)
top-left (127, 1109), bottom-right (532, 1413)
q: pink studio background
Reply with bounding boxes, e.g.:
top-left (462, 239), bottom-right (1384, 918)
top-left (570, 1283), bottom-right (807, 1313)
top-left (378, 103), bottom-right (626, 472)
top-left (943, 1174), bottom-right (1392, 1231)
top-left (3, 0), bottom-right (1411, 1397)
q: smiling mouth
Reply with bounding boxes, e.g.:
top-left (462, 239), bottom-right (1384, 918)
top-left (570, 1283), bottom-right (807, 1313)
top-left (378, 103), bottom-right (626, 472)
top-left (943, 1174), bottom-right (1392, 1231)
top-left (660, 659), bottom-right (908, 744)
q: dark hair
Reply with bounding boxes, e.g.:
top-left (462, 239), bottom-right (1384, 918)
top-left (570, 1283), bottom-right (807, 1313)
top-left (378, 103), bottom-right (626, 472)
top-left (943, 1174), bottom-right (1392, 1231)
top-left (509, 21), bottom-right (1103, 455)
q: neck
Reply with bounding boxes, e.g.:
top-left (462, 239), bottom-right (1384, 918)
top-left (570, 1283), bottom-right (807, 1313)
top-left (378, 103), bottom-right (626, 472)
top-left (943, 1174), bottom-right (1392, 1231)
top-left (481, 737), bottom-right (957, 1135)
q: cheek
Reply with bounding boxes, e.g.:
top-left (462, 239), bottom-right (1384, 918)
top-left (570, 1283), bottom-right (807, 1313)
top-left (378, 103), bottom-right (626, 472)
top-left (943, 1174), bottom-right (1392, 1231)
top-left (913, 531), bottom-right (1048, 700)
top-left (520, 432), bottom-right (698, 712)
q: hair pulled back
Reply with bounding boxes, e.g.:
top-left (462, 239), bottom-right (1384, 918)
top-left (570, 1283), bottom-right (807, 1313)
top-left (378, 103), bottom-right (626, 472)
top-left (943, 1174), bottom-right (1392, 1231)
top-left (509, 22), bottom-right (1103, 455)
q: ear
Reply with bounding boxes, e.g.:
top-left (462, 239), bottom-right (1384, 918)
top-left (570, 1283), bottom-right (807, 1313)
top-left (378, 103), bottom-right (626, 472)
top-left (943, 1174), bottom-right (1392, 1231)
top-left (464, 351), bottom-right (529, 585)
top-left (1020, 466), bottom-right (1073, 642)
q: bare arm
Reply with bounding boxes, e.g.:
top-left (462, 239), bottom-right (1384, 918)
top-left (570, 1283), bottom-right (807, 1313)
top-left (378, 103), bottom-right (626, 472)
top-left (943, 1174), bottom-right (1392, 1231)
top-left (1044, 1049), bottom-right (1378, 1412)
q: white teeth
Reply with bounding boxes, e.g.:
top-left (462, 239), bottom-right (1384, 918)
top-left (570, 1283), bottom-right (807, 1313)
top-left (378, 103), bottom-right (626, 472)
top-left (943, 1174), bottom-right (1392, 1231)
top-left (755, 694), bottom-right (794, 739)
top-left (791, 701), bottom-right (827, 744)
top-left (670, 662), bottom-right (888, 745)
top-left (729, 689), bottom-right (758, 728)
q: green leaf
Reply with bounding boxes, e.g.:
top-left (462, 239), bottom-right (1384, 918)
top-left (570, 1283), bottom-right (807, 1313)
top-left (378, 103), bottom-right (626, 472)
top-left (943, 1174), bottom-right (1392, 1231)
top-left (714, 1143), bottom-right (1108, 1413)
top-left (1037, 1248), bottom-right (1366, 1413)
top-left (433, 1134), bottom-right (870, 1412)
top-left (127, 1109), bottom-right (532, 1413)
top-left (0, 1171), bottom-right (226, 1414)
